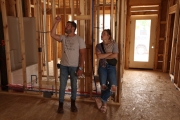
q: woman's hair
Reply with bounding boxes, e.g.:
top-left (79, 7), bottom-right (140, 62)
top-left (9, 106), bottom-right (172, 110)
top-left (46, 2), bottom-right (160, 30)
top-left (103, 29), bottom-right (113, 41)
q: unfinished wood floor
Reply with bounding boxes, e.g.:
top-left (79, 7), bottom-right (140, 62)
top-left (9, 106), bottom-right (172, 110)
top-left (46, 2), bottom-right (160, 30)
top-left (1, 69), bottom-right (180, 120)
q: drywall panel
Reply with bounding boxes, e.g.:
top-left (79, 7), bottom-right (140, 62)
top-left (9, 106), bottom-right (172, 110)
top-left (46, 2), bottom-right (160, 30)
top-left (7, 16), bottom-right (37, 71)
top-left (23, 17), bottom-right (37, 66)
top-left (7, 16), bottom-right (21, 71)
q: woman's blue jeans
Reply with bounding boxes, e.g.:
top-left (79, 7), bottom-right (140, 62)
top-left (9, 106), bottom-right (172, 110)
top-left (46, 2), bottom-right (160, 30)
top-left (59, 64), bottom-right (78, 102)
top-left (98, 64), bottom-right (117, 103)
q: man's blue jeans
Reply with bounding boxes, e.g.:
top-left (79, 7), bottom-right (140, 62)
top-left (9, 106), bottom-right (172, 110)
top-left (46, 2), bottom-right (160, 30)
top-left (59, 64), bottom-right (78, 102)
top-left (98, 64), bottom-right (117, 103)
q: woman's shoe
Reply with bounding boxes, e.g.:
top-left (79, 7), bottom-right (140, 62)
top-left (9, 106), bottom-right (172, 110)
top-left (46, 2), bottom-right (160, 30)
top-left (100, 105), bottom-right (107, 113)
top-left (110, 85), bottom-right (116, 92)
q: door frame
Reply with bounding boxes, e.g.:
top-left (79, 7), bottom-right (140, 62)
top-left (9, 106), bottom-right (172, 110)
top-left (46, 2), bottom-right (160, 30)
top-left (129, 15), bottom-right (158, 69)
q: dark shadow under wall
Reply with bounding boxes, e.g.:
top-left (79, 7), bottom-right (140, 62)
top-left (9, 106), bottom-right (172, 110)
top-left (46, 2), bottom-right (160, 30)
top-left (0, 12), bottom-right (8, 91)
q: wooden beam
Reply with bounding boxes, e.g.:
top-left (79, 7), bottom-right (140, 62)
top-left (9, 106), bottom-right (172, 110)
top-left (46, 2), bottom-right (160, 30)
top-left (74, 15), bottom-right (91, 20)
top-left (25, 0), bottom-right (31, 17)
top-left (58, 0), bottom-right (61, 8)
top-left (70, 0), bottom-right (74, 20)
top-left (177, 0), bottom-right (180, 88)
top-left (160, 21), bottom-right (166, 24)
top-left (163, 14), bottom-right (172, 72)
top-left (51, 0), bottom-right (58, 97)
top-left (90, 0), bottom-right (93, 99)
top-left (125, 0), bottom-right (131, 69)
top-left (170, 3), bottom-right (179, 81)
top-left (1, 0), bottom-right (12, 84)
top-left (103, 0), bottom-right (105, 29)
top-left (47, 15), bottom-right (51, 62)
top-left (47, 0), bottom-right (50, 9)
top-left (79, 0), bottom-right (86, 93)
top-left (131, 11), bottom-right (158, 15)
top-left (131, 6), bottom-right (159, 12)
top-left (63, 0), bottom-right (66, 22)
top-left (33, 0), bottom-right (42, 93)
top-left (110, 0), bottom-right (114, 34)
top-left (169, 4), bottom-right (177, 14)
top-left (154, 4), bottom-right (161, 70)
top-left (129, 0), bottom-right (161, 6)
top-left (6, 0), bottom-right (16, 16)
top-left (16, 0), bottom-right (27, 90)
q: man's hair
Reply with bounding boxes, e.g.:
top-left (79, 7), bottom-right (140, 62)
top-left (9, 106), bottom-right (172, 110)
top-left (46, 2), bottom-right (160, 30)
top-left (67, 21), bottom-right (77, 31)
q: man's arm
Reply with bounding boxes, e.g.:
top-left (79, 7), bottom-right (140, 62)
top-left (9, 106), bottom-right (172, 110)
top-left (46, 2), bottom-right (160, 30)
top-left (76, 48), bottom-right (86, 76)
top-left (51, 16), bottom-right (61, 41)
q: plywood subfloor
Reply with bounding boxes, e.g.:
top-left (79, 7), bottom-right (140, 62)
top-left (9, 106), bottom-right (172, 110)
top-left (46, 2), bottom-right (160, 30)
top-left (1, 69), bottom-right (180, 120)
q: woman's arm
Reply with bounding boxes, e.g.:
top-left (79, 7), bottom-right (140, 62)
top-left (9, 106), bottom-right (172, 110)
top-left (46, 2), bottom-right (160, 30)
top-left (96, 51), bottom-right (112, 59)
top-left (105, 53), bottom-right (118, 59)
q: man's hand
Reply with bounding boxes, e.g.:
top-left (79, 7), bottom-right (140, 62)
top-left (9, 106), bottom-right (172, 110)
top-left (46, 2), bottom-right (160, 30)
top-left (55, 16), bottom-right (61, 23)
top-left (76, 69), bottom-right (83, 76)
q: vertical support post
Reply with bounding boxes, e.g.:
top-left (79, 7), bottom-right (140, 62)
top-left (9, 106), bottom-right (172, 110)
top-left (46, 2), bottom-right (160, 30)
top-left (103, 0), bottom-right (105, 29)
top-left (47, 0), bottom-right (50, 9)
top-left (47, 15), bottom-right (51, 62)
top-left (25, 0), bottom-right (31, 17)
top-left (170, 3), bottom-right (179, 77)
top-left (16, 0), bottom-right (27, 90)
top-left (8, 0), bottom-right (16, 16)
top-left (115, 0), bottom-right (120, 102)
top-left (97, 0), bottom-right (100, 43)
top-left (89, 0), bottom-right (93, 99)
top-left (70, 0), bottom-right (74, 20)
top-left (174, 0), bottom-right (180, 85)
top-left (43, 0), bottom-right (50, 82)
top-left (79, 0), bottom-right (85, 92)
top-left (1, 0), bottom-right (12, 85)
top-left (125, 0), bottom-right (130, 69)
top-left (154, 5), bottom-right (161, 70)
top-left (33, 0), bottom-right (42, 93)
top-left (51, 0), bottom-right (58, 96)
top-left (110, 0), bottom-right (114, 35)
top-left (58, 0), bottom-right (61, 8)
top-left (63, 0), bottom-right (66, 22)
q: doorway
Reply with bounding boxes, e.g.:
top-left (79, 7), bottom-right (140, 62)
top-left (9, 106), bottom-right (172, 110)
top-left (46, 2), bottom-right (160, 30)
top-left (129, 15), bottom-right (157, 69)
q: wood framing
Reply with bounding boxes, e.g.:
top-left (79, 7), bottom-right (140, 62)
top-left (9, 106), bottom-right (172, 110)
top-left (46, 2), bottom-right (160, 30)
top-left (52, 0), bottom-right (58, 97)
top-left (110, 0), bottom-right (114, 32)
top-left (125, 0), bottom-right (130, 69)
top-left (74, 15), bottom-right (91, 20)
top-left (6, 0), bottom-right (16, 16)
top-left (169, 4), bottom-right (177, 14)
top-left (33, 0), bottom-right (42, 93)
top-left (129, 0), bottom-right (161, 6)
top-left (25, 0), bottom-right (31, 17)
top-left (169, 3), bottom-right (179, 83)
top-left (178, 0), bottom-right (180, 88)
top-left (130, 6), bottom-right (159, 12)
top-left (131, 11), bottom-right (158, 15)
top-left (16, 0), bottom-right (27, 90)
top-left (154, 5), bottom-right (161, 70)
top-left (1, 0), bottom-right (12, 84)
